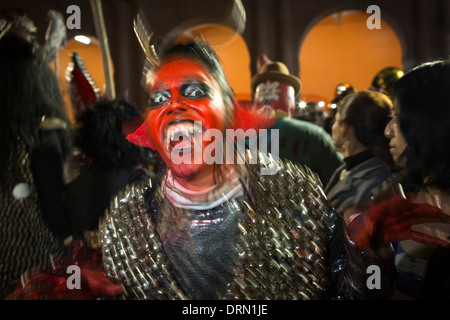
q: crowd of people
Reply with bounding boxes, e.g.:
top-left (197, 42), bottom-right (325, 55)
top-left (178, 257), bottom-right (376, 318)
top-left (0, 11), bottom-right (449, 301)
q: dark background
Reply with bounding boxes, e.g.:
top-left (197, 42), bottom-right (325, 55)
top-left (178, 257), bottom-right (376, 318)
top-left (1, 0), bottom-right (448, 109)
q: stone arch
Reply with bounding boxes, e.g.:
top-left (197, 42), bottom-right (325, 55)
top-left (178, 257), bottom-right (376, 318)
top-left (297, 10), bottom-right (404, 103)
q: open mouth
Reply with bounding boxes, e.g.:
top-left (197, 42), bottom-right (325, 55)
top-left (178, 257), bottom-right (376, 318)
top-left (163, 120), bottom-right (205, 155)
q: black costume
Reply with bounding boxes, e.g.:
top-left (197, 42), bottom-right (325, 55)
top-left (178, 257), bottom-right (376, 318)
top-left (0, 121), bottom-right (67, 296)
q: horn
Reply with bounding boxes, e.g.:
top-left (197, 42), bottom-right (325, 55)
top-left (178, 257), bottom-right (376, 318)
top-left (133, 8), bottom-right (158, 65)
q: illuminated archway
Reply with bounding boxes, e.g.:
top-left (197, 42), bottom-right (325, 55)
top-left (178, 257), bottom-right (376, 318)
top-left (299, 10), bottom-right (403, 103)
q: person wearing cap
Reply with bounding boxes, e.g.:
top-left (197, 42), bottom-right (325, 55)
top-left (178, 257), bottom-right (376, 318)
top-left (251, 58), bottom-right (343, 186)
top-left (251, 61), bottom-right (301, 118)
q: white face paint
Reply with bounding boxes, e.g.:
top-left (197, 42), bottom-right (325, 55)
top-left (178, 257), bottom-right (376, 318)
top-left (255, 81), bottom-right (281, 103)
top-left (254, 80), bottom-right (296, 117)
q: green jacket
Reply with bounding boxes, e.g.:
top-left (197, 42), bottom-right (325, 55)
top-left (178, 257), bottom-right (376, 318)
top-left (256, 117), bottom-right (343, 186)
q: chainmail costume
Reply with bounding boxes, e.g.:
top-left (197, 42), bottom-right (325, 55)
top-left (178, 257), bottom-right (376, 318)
top-left (0, 137), bottom-right (64, 296)
top-left (100, 151), bottom-right (395, 299)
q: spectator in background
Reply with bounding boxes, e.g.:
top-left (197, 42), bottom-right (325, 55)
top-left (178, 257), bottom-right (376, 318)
top-left (382, 60), bottom-right (450, 299)
top-left (325, 90), bottom-right (395, 220)
top-left (251, 58), bottom-right (343, 186)
top-left (347, 60), bottom-right (450, 299)
top-left (293, 100), bottom-right (326, 128)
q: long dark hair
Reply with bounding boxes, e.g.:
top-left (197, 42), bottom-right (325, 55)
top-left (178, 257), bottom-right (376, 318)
top-left (394, 59), bottom-right (450, 189)
top-left (76, 98), bottom-right (150, 170)
top-left (0, 31), bottom-right (71, 183)
top-left (339, 90), bottom-right (394, 168)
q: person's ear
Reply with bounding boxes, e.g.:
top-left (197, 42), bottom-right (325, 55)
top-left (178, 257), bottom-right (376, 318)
top-left (126, 122), bottom-right (155, 150)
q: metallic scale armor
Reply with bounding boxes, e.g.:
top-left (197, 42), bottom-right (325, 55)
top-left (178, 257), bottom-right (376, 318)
top-left (100, 151), bottom-right (395, 299)
top-left (0, 137), bottom-right (64, 295)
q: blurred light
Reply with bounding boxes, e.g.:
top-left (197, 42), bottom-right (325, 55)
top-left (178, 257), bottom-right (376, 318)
top-left (337, 85), bottom-right (346, 92)
top-left (299, 101), bottom-right (307, 109)
top-left (330, 103), bottom-right (337, 109)
top-left (318, 101), bottom-right (325, 108)
top-left (74, 35), bottom-right (91, 45)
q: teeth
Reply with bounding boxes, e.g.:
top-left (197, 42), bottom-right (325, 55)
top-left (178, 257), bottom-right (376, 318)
top-left (164, 122), bottom-right (204, 150)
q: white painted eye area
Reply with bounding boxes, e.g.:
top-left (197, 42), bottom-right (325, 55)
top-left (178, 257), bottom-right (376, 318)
top-left (182, 83), bottom-right (210, 98)
top-left (149, 90), bottom-right (171, 107)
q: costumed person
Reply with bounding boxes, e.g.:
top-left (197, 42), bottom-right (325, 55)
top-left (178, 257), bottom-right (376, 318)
top-left (2, 13), bottom-right (123, 300)
top-left (251, 57), bottom-right (343, 186)
top-left (61, 98), bottom-right (154, 248)
top-left (64, 51), bottom-right (105, 181)
top-left (42, 9), bottom-right (66, 73)
top-left (98, 39), bottom-right (398, 300)
top-left (0, 13), bottom-right (72, 296)
top-left (63, 46), bottom-right (155, 244)
top-left (65, 51), bottom-right (102, 124)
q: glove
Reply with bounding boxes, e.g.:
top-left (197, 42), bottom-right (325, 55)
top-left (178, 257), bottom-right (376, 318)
top-left (9, 265), bottom-right (123, 300)
top-left (347, 195), bottom-right (450, 251)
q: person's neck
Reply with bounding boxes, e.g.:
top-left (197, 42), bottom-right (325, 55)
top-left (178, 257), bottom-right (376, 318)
top-left (163, 165), bottom-right (242, 208)
top-left (343, 149), bottom-right (374, 171)
top-left (175, 168), bottom-right (217, 192)
top-left (342, 143), bottom-right (367, 158)
top-left (169, 164), bottom-right (237, 192)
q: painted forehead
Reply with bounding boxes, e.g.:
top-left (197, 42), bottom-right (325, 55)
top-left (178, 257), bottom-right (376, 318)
top-left (149, 58), bottom-right (213, 91)
top-left (254, 80), bottom-right (295, 105)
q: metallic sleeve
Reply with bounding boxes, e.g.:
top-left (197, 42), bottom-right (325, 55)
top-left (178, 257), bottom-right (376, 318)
top-left (99, 178), bottom-right (187, 299)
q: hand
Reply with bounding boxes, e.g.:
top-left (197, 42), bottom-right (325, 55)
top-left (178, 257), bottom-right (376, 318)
top-left (347, 196), bottom-right (450, 251)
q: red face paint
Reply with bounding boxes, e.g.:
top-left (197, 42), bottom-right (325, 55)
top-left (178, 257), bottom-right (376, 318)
top-left (144, 59), bottom-right (227, 180)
